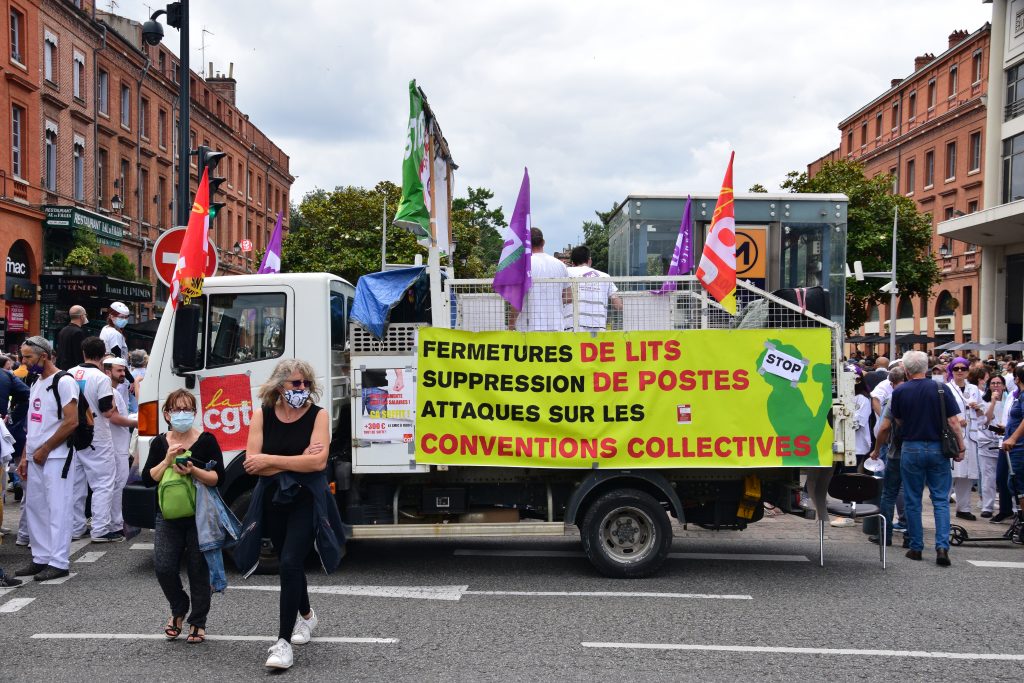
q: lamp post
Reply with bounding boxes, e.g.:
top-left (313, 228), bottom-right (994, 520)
top-left (142, 1), bottom-right (190, 226)
top-left (851, 207), bottom-right (899, 354)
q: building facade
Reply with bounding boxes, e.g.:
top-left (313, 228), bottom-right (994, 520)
top-left (2, 0), bottom-right (293, 349)
top-left (941, 0), bottom-right (1024, 349)
top-left (809, 26), bottom-right (990, 349)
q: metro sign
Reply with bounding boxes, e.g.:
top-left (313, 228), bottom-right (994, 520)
top-left (151, 226), bottom-right (220, 287)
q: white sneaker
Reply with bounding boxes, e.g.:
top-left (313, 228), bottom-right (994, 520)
top-left (291, 608), bottom-right (318, 645)
top-left (265, 638), bottom-right (293, 669)
top-left (830, 517), bottom-right (855, 528)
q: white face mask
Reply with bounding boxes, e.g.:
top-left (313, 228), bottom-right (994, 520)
top-left (932, 375), bottom-right (946, 384)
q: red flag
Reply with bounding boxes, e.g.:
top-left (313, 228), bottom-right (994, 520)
top-left (696, 152), bottom-right (737, 314)
top-left (169, 169), bottom-right (211, 310)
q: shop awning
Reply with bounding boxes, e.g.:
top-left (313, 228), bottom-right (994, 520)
top-left (896, 333), bottom-right (939, 345)
top-left (996, 340), bottom-right (1024, 352)
top-left (935, 340), bottom-right (961, 350)
top-left (845, 335), bottom-right (869, 343)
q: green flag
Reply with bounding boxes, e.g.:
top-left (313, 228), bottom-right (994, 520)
top-left (394, 80), bottom-right (431, 239)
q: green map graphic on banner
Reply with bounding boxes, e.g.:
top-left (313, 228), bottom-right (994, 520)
top-left (394, 79), bottom-right (431, 239)
top-left (414, 328), bottom-right (835, 469)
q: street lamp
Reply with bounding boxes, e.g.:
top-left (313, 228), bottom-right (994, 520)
top-left (849, 207), bottom-right (900, 352)
top-left (110, 194), bottom-right (123, 213)
top-left (141, 2), bottom-right (190, 227)
top-left (939, 242), bottom-right (950, 258)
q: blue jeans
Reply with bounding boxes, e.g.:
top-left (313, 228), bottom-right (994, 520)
top-left (997, 451), bottom-right (1013, 514)
top-left (879, 454), bottom-right (903, 544)
top-left (1009, 450), bottom-right (1024, 498)
top-left (900, 441), bottom-right (952, 551)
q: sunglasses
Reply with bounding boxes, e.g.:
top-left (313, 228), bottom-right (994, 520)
top-left (952, 366), bottom-right (968, 371)
top-left (284, 379), bottom-right (312, 389)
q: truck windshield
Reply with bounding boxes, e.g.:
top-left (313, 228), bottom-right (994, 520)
top-left (207, 292), bottom-right (287, 367)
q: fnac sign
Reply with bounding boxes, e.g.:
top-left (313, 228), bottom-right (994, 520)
top-left (199, 374), bottom-right (253, 451)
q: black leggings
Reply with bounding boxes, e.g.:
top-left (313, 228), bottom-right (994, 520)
top-left (264, 490), bottom-right (315, 641)
top-left (153, 514), bottom-right (210, 629)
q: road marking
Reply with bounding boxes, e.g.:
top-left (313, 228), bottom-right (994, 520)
top-left (0, 588), bottom-right (21, 598)
top-left (454, 549), bottom-right (808, 562)
top-left (967, 560), bottom-right (1024, 569)
top-left (38, 573), bottom-right (76, 585)
top-left (580, 642), bottom-right (1024, 661)
top-left (75, 552), bottom-right (106, 564)
top-left (69, 540), bottom-right (90, 557)
top-left (130, 543), bottom-right (154, 551)
top-left (464, 590), bottom-right (752, 600)
top-left (31, 633), bottom-right (396, 644)
top-left (0, 598), bottom-right (34, 613)
top-left (232, 584), bottom-right (751, 602)
top-left (232, 584), bottom-right (469, 601)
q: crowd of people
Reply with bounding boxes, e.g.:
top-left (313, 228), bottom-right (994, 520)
top-left (844, 348), bottom-right (1024, 565)
top-left (0, 305), bottom-right (342, 670)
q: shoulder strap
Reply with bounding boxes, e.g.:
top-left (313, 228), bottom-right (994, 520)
top-left (938, 384), bottom-right (948, 424)
top-left (48, 371), bottom-right (70, 420)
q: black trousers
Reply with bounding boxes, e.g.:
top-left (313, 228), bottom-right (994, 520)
top-left (264, 488), bottom-right (315, 641)
top-left (153, 514), bottom-right (211, 629)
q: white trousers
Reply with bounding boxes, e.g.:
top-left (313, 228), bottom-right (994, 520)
top-left (109, 453), bottom-right (129, 531)
top-left (71, 445), bottom-right (116, 538)
top-left (17, 479), bottom-right (29, 542)
top-left (979, 455), bottom-right (999, 514)
top-left (953, 477), bottom-right (975, 513)
top-left (25, 457), bottom-right (73, 570)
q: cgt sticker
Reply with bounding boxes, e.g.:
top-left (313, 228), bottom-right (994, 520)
top-left (758, 342), bottom-right (808, 387)
top-left (199, 374), bottom-right (253, 452)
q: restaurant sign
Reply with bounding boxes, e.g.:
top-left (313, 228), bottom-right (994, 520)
top-left (43, 205), bottom-right (126, 246)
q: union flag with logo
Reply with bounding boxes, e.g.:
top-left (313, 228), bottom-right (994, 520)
top-left (169, 168), bottom-right (211, 309)
top-left (696, 152), bottom-right (737, 314)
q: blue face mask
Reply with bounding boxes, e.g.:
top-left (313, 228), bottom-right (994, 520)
top-left (114, 317), bottom-right (128, 329)
top-left (169, 411), bottom-right (195, 432)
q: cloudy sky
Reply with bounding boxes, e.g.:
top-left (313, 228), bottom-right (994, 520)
top-left (113, 0), bottom-right (991, 251)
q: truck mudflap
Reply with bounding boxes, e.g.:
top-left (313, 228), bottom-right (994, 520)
top-left (565, 471), bottom-right (685, 525)
top-left (122, 484), bottom-right (157, 529)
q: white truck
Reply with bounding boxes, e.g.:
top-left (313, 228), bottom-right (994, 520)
top-left (126, 232), bottom-right (854, 579)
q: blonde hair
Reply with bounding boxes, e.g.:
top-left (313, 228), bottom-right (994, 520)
top-left (259, 358), bottom-right (321, 407)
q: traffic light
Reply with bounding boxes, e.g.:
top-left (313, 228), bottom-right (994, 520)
top-left (197, 145), bottom-right (226, 225)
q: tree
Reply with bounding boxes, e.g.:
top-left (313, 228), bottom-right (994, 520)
top-left (779, 160), bottom-right (940, 333)
top-left (451, 187), bottom-right (506, 277)
top-left (579, 204), bottom-right (618, 272)
top-left (748, 183), bottom-right (768, 193)
top-left (281, 181), bottom-right (425, 285)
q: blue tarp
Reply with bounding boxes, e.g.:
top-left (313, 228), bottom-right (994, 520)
top-left (350, 266), bottom-right (426, 339)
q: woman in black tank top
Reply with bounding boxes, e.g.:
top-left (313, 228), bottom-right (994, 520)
top-left (242, 359), bottom-right (330, 670)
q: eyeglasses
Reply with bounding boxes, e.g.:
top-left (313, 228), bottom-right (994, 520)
top-left (284, 379), bottom-right (312, 389)
top-left (952, 366), bottom-right (968, 372)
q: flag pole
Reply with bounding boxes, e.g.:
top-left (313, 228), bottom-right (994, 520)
top-left (381, 196), bottom-right (387, 271)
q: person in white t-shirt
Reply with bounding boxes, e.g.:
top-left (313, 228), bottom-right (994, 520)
top-left (103, 356), bottom-right (136, 535)
top-left (565, 245), bottom-right (622, 332)
top-left (512, 227), bottom-right (573, 332)
top-left (14, 336), bottom-right (79, 582)
top-left (100, 301), bottom-right (133, 407)
top-left (70, 337), bottom-right (120, 542)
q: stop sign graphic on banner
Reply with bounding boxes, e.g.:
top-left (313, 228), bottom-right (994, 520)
top-left (151, 226), bottom-right (220, 287)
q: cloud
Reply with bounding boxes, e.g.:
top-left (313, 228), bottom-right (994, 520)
top-left (116, 0), bottom-right (992, 252)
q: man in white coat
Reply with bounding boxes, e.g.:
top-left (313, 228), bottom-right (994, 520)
top-left (14, 337), bottom-right (79, 582)
top-left (99, 301), bottom-right (133, 407)
top-left (945, 358), bottom-right (985, 520)
top-left (102, 356), bottom-right (136, 535)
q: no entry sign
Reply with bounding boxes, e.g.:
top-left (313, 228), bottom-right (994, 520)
top-left (152, 226), bottom-right (220, 287)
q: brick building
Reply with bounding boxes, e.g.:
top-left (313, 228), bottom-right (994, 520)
top-left (809, 25), bottom-right (990, 350)
top-left (1, 1), bottom-right (293, 349)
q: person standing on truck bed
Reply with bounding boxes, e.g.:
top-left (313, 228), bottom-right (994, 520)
top-left (890, 350), bottom-right (965, 567)
top-left (510, 227), bottom-right (572, 332)
top-left (237, 359), bottom-right (338, 671)
top-left (141, 389), bottom-right (224, 644)
top-left (566, 245), bottom-right (622, 333)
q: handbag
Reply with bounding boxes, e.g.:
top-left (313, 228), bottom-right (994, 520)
top-left (937, 385), bottom-right (961, 459)
top-left (158, 464), bottom-right (197, 519)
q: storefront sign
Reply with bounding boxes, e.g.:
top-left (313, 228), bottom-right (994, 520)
top-left (5, 277), bottom-right (36, 302)
top-left (40, 275), bottom-right (152, 303)
top-left (199, 374), bottom-right (253, 452)
top-left (43, 205), bottom-right (126, 246)
top-left (7, 304), bottom-right (26, 332)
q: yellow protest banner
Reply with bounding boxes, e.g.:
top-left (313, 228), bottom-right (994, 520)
top-left (415, 327), bottom-right (834, 469)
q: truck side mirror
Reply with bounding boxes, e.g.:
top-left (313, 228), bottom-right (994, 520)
top-left (172, 304), bottom-right (202, 373)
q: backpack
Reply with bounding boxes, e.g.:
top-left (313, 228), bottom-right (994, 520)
top-left (158, 466), bottom-right (197, 519)
top-left (49, 371), bottom-right (95, 452)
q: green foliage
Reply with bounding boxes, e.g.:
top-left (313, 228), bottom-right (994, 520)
top-left (779, 160), bottom-right (941, 333)
top-left (748, 183), bottom-right (768, 193)
top-left (452, 187), bottom-right (506, 278)
top-left (281, 181), bottom-right (425, 285)
top-left (106, 252), bottom-right (137, 281)
top-left (64, 247), bottom-right (95, 269)
top-left (64, 239), bottom-right (139, 281)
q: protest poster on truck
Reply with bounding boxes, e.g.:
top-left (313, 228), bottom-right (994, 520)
top-left (200, 374), bottom-right (253, 452)
top-left (415, 327), bottom-right (834, 469)
top-left (357, 368), bottom-right (415, 442)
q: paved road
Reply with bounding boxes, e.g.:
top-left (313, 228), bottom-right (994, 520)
top-left (2, 504), bottom-right (1023, 682)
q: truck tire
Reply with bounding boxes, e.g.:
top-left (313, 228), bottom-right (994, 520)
top-left (580, 488), bottom-right (671, 578)
top-left (226, 490), bottom-right (279, 576)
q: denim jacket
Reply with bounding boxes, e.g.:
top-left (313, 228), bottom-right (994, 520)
top-left (234, 470), bottom-right (349, 579)
top-left (195, 479), bottom-right (242, 593)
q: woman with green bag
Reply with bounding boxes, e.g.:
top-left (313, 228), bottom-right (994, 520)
top-left (141, 389), bottom-right (223, 644)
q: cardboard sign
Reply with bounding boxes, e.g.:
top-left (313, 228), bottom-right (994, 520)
top-left (200, 374), bottom-right (253, 452)
top-left (357, 368), bottom-right (415, 442)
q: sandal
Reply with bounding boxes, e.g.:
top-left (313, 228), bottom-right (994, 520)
top-left (186, 625), bottom-right (206, 644)
top-left (164, 616), bottom-right (183, 640)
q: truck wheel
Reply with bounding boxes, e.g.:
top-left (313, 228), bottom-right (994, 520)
top-left (580, 488), bottom-right (671, 578)
top-left (227, 490), bottom-right (279, 576)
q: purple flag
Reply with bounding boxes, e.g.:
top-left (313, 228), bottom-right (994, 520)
top-left (493, 168), bottom-right (532, 311)
top-left (660, 195), bottom-right (693, 292)
top-left (258, 211), bottom-right (284, 274)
